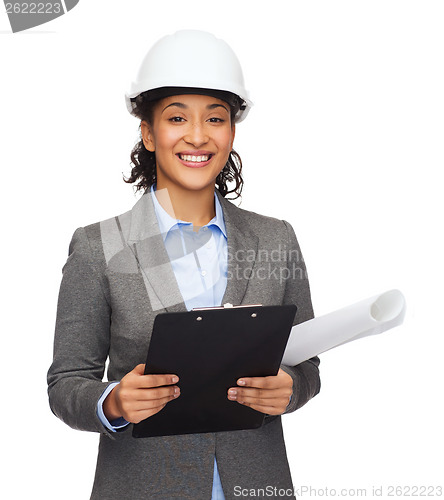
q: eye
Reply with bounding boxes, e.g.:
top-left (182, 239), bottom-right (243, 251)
top-left (208, 117), bottom-right (225, 123)
top-left (168, 116), bottom-right (185, 123)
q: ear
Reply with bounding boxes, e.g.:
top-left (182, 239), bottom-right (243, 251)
top-left (141, 120), bottom-right (155, 152)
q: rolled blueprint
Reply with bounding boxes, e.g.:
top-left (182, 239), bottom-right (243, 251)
top-left (281, 289), bottom-right (406, 366)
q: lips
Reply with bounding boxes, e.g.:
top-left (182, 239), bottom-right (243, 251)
top-left (176, 151), bottom-right (214, 168)
top-left (179, 154), bottom-right (211, 162)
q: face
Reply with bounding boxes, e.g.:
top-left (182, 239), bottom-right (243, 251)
top-left (141, 94), bottom-right (235, 195)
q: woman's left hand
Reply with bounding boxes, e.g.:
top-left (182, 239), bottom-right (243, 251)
top-left (227, 368), bottom-right (294, 415)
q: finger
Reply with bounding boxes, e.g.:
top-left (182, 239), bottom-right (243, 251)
top-left (134, 385), bottom-right (180, 402)
top-left (237, 369), bottom-right (293, 390)
top-left (228, 392), bottom-right (290, 407)
top-left (137, 373), bottom-right (180, 388)
top-left (228, 386), bottom-right (292, 401)
top-left (130, 392), bottom-right (180, 411)
top-left (236, 375), bottom-right (283, 390)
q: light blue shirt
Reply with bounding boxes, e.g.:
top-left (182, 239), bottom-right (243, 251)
top-left (97, 185), bottom-right (227, 499)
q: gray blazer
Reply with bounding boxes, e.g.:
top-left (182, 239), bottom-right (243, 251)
top-left (47, 190), bottom-right (320, 500)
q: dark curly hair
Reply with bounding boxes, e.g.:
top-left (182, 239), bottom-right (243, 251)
top-left (123, 90), bottom-right (244, 199)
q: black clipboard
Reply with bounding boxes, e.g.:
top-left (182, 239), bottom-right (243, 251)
top-left (132, 304), bottom-right (297, 438)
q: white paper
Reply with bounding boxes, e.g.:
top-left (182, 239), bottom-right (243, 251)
top-left (282, 289), bottom-right (406, 366)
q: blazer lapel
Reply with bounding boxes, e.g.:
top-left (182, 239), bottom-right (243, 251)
top-left (216, 191), bottom-right (259, 307)
top-left (125, 192), bottom-right (186, 313)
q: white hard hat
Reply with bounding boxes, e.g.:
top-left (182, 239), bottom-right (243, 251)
top-left (125, 30), bottom-right (253, 123)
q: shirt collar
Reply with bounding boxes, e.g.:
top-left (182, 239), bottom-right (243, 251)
top-left (150, 184), bottom-right (227, 241)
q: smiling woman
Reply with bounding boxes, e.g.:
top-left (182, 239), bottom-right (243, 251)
top-left (126, 89), bottom-right (244, 199)
top-left (47, 29), bottom-right (321, 500)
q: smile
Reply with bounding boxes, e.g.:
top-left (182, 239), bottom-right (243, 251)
top-left (176, 152), bottom-right (214, 168)
top-left (178, 154), bottom-right (211, 162)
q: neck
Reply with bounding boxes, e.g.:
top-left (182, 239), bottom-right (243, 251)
top-left (154, 183), bottom-right (216, 228)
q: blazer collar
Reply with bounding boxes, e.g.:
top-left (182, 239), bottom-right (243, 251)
top-left (124, 190), bottom-right (259, 312)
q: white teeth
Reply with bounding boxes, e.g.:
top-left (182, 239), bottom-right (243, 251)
top-left (180, 154), bottom-right (210, 162)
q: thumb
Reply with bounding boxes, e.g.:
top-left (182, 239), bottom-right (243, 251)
top-left (132, 363), bottom-right (146, 375)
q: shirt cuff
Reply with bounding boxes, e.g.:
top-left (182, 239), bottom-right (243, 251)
top-left (96, 382), bottom-right (130, 432)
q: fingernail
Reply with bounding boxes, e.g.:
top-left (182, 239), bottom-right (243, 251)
top-left (229, 389), bottom-right (237, 396)
top-left (172, 376), bottom-right (178, 383)
top-left (238, 379), bottom-right (246, 386)
top-left (174, 387), bottom-right (180, 394)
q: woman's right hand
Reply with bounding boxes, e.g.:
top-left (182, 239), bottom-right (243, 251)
top-left (103, 364), bottom-right (180, 424)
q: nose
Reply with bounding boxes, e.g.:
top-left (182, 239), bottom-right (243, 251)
top-left (183, 122), bottom-right (209, 148)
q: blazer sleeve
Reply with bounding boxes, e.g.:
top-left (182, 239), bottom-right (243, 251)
top-left (279, 219), bottom-right (321, 414)
top-left (47, 227), bottom-right (115, 435)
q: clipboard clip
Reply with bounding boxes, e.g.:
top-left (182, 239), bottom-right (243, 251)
top-left (192, 303), bottom-right (263, 311)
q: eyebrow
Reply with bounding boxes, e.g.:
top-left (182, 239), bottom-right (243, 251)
top-left (162, 102), bottom-right (229, 113)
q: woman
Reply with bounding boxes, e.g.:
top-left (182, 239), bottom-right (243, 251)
top-left (47, 30), bottom-right (320, 500)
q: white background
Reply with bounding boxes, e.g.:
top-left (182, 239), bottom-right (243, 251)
top-left (1, 1), bottom-right (443, 498)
